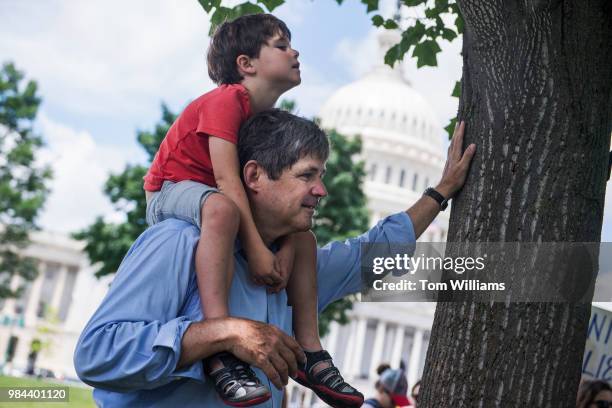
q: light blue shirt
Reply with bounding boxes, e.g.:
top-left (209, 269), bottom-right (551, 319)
top-left (74, 212), bottom-right (415, 407)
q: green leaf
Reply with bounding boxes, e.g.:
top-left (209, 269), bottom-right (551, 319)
top-left (424, 7), bottom-right (439, 19)
top-left (361, 0), bottom-right (379, 13)
top-left (197, 0), bottom-right (219, 13)
top-left (445, 117), bottom-right (458, 140)
top-left (412, 39), bottom-right (442, 67)
top-left (455, 14), bottom-right (464, 34)
top-left (259, 0), bottom-right (284, 11)
top-left (402, 0), bottom-right (427, 6)
top-left (208, 2), bottom-right (267, 34)
top-left (384, 44), bottom-right (402, 66)
top-left (442, 27), bottom-right (457, 41)
top-left (434, 0), bottom-right (450, 9)
top-left (384, 20), bottom-right (426, 66)
top-left (234, 2), bottom-right (266, 16)
top-left (383, 19), bottom-right (399, 29)
top-left (371, 15), bottom-right (384, 27)
top-left (404, 20), bottom-right (426, 44)
top-left (452, 80), bottom-right (461, 98)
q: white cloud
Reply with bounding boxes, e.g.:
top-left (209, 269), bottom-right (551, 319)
top-left (283, 62), bottom-right (341, 118)
top-left (335, 29), bottom-right (379, 80)
top-left (333, 26), bottom-right (462, 129)
top-left (0, 1), bottom-right (214, 118)
top-left (36, 112), bottom-right (145, 234)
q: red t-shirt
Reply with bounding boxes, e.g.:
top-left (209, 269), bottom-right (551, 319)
top-left (143, 84), bottom-right (252, 191)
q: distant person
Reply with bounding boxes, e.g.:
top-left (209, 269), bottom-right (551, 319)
top-left (411, 379), bottom-right (420, 407)
top-left (362, 363), bottom-right (411, 407)
top-left (576, 379), bottom-right (612, 408)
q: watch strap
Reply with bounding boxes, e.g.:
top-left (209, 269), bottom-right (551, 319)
top-left (423, 187), bottom-right (449, 210)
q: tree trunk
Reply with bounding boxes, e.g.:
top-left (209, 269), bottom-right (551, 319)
top-left (420, 1), bottom-right (612, 407)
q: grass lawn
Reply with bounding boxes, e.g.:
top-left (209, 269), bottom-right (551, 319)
top-left (0, 375), bottom-right (95, 407)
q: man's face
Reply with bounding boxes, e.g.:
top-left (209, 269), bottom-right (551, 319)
top-left (259, 155), bottom-right (327, 233)
top-left (252, 33), bottom-right (301, 91)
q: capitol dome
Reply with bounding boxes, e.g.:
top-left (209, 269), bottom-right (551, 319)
top-left (319, 32), bottom-right (443, 155)
top-left (318, 29), bottom-right (448, 241)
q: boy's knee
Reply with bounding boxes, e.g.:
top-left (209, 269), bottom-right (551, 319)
top-left (202, 193), bottom-right (240, 226)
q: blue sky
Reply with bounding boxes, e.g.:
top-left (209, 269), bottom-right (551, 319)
top-left (1, 0), bottom-right (611, 240)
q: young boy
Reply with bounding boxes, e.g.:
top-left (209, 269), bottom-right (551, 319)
top-left (143, 14), bottom-right (363, 408)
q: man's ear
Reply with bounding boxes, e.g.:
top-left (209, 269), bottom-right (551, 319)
top-left (236, 54), bottom-right (256, 77)
top-left (243, 160), bottom-right (264, 191)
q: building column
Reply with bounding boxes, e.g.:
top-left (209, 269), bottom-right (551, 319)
top-left (24, 263), bottom-right (45, 323)
top-left (50, 265), bottom-right (68, 314)
top-left (12, 329), bottom-right (31, 372)
top-left (368, 321), bottom-right (386, 378)
top-left (390, 325), bottom-right (405, 366)
top-left (346, 318), bottom-right (367, 378)
top-left (341, 320), bottom-right (357, 375)
top-left (408, 329), bottom-right (424, 387)
top-left (324, 321), bottom-right (339, 356)
top-left (1, 274), bottom-right (21, 315)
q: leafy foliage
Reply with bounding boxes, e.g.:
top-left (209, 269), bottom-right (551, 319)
top-left (74, 104), bottom-right (176, 278)
top-left (197, 0), bottom-right (464, 138)
top-left (0, 62), bottom-right (51, 300)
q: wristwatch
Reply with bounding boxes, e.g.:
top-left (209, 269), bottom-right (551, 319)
top-left (423, 187), bottom-right (449, 211)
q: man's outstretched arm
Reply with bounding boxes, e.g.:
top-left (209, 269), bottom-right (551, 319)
top-left (316, 121), bottom-right (476, 309)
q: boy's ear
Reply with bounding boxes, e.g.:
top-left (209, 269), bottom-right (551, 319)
top-left (236, 54), bottom-right (256, 76)
top-left (243, 160), bottom-right (263, 191)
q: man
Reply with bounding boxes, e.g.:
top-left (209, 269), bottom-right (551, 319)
top-left (74, 110), bottom-right (475, 407)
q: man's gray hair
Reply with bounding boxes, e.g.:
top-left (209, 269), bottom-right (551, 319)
top-left (238, 109), bottom-right (329, 180)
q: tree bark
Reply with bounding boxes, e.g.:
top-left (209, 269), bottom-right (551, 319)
top-left (420, 1), bottom-right (612, 407)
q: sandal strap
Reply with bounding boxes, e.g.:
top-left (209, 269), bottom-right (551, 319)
top-left (305, 350), bottom-right (356, 393)
top-left (208, 353), bottom-right (262, 398)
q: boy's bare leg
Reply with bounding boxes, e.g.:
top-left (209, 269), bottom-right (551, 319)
top-left (287, 231), bottom-right (328, 372)
top-left (196, 193), bottom-right (240, 370)
top-left (287, 231), bottom-right (364, 406)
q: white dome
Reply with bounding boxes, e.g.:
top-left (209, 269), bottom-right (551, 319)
top-left (316, 29), bottom-right (448, 234)
top-left (318, 31), bottom-right (444, 155)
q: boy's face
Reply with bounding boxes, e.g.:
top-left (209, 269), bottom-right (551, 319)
top-left (251, 33), bottom-right (301, 91)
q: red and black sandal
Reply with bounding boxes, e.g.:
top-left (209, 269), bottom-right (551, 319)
top-left (294, 350), bottom-right (364, 408)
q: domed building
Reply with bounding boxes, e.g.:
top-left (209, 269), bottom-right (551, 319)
top-left (319, 29), bottom-right (449, 241)
top-left (286, 30), bottom-right (448, 407)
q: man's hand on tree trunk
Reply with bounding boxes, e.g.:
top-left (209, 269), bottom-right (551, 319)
top-left (436, 121), bottom-right (476, 199)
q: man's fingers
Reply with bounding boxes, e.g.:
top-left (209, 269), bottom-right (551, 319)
top-left (262, 272), bottom-right (282, 286)
top-left (451, 121), bottom-right (465, 160)
top-left (459, 143), bottom-right (477, 168)
top-left (259, 360), bottom-right (283, 390)
top-left (281, 335), bottom-right (306, 365)
top-left (277, 345), bottom-right (299, 378)
top-left (269, 353), bottom-right (289, 386)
